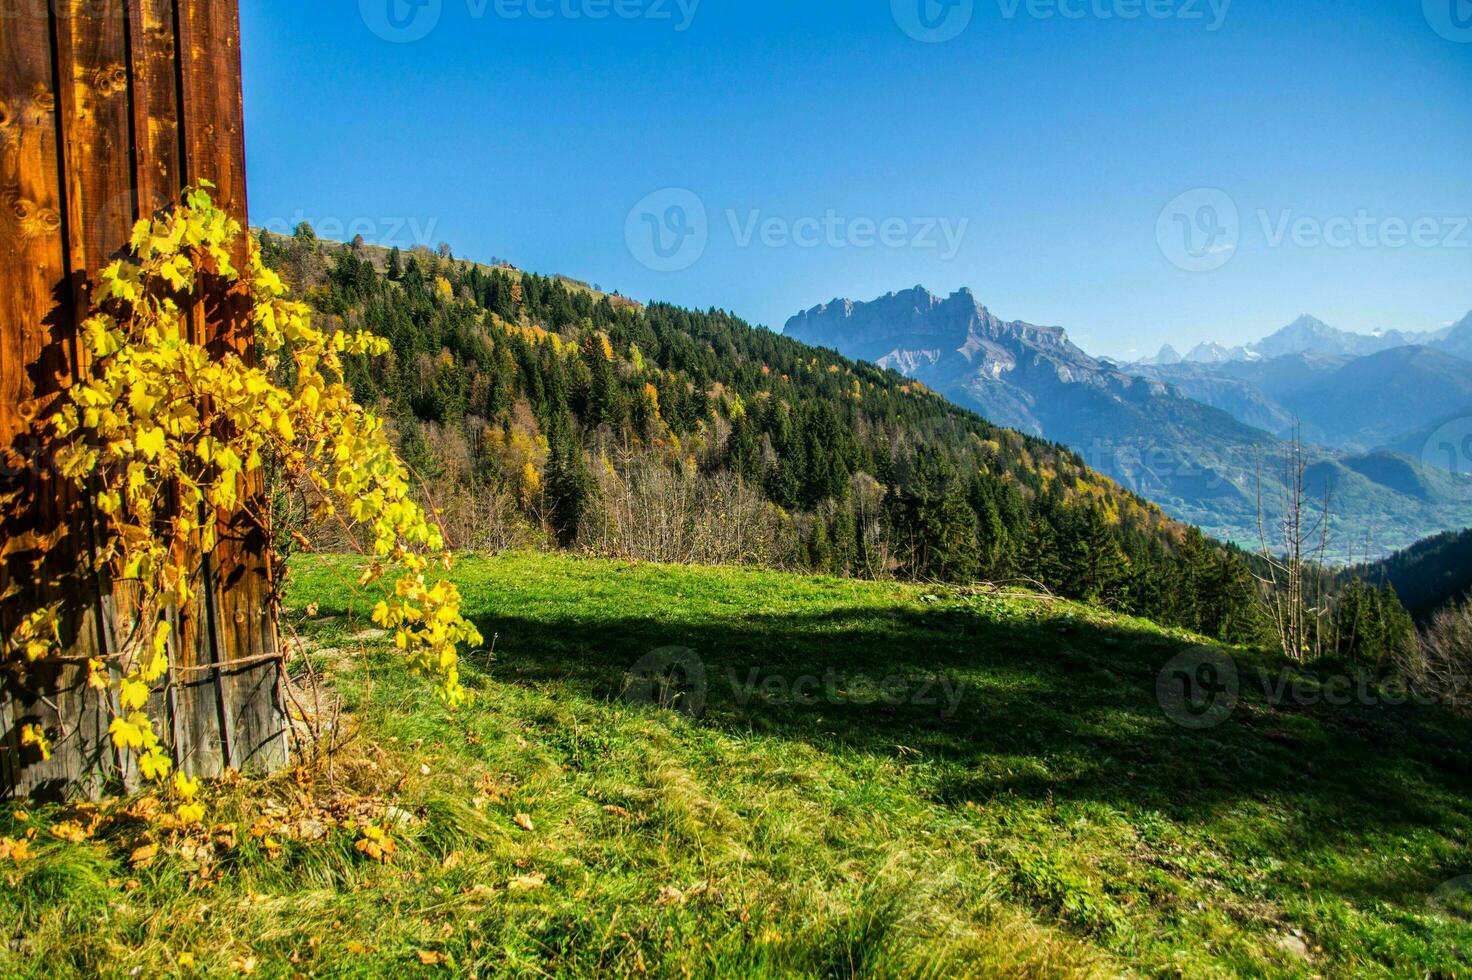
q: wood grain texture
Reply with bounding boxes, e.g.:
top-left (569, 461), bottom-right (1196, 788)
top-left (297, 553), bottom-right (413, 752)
top-left (1, 0), bottom-right (286, 800)
top-left (0, 0), bottom-right (104, 801)
top-left (178, 0), bottom-right (288, 776)
top-left (51, 0), bottom-right (139, 797)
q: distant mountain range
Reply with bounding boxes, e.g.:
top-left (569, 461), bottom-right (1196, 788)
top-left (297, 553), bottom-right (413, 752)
top-left (1133, 314), bottom-right (1472, 454)
top-left (784, 289), bottom-right (1472, 558)
top-left (1142, 314), bottom-right (1460, 365)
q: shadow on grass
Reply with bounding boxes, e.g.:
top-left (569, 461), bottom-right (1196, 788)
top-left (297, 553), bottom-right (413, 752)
top-left (303, 594), bottom-right (1472, 903)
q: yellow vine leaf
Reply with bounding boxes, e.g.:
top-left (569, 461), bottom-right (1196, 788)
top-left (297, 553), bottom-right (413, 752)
top-left (20, 724), bottom-right (52, 761)
top-left (7, 186), bottom-right (479, 825)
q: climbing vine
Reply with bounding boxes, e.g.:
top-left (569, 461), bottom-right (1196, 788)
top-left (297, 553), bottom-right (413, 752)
top-left (4, 185), bottom-right (480, 820)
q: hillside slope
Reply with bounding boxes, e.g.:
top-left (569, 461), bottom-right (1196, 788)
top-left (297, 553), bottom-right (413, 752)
top-left (6, 553), bottom-right (1468, 976)
top-left (255, 234), bottom-right (1264, 642)
top-left (1352, 527), bottom-right (1472, 622)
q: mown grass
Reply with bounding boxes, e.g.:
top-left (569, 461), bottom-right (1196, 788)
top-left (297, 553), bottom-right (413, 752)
top-left (2, 552), bottom-right (1470, 977)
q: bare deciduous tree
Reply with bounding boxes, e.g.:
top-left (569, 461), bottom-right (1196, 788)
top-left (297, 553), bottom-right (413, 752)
top-left (1255, 427), bottom-right (1333, 662)
top-left (1403, 599), bottom-right (1472, 716)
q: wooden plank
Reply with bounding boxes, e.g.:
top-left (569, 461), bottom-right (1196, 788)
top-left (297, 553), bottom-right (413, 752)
top-left (177, 0), bottom-right (286, 776)
top-left (50, 0), bottom-right (139, 800)
top-left (170, 0), bottom-right (234, 776)
top-left (0, 2), bottom-right (100, 801)
top-left (124, 0), bottom-right (203, 779)
top-left (126, 0), bottom-right (183, 214)
top-left (54, 0), bottom-right (136, 309)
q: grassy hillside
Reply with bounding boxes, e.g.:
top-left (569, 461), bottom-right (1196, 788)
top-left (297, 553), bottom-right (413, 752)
top-left (3, 554), bottom-right (1470, 976)
top-left (254, 231), bottom-right (1272, 646)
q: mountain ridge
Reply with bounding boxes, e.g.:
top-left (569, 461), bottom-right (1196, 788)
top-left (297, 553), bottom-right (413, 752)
top-left (784, 287), bottom-right (1472, 557)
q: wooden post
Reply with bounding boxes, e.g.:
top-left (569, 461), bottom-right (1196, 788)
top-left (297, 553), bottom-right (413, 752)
top-left (0, 0), bottom-right (287, 801)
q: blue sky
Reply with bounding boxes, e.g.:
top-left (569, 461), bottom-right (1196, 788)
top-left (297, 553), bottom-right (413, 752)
top-left (241, 0), bottom-right (1472, 359)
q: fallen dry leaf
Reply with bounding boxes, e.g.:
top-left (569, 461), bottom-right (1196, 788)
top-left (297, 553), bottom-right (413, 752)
top-left (513, 813), bottom-right (534, 832)
top-left (130, 843), bottom-right (159, 868)
top-left (507, 872), bottom-right (546, 892)
top-left (0, 837), bottom-right (32, 863)
top-left (355, 825), bottom-right (396, 863)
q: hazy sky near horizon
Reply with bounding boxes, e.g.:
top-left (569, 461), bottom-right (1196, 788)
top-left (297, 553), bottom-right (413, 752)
top-left (241, 0), bottom-right (1472, 359)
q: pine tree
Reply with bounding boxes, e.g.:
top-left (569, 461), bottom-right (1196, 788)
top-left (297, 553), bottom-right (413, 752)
top-left (545, 414), bottom-right (595, 547)
top-left (808, 515), bottom-right (833, 573)
top-left (584, 341), bottom-right (624, 428)
top-left (830, 507), bottom-right (857, 577)
top-left (895, 454), bottom-right (979, 583)
top-left (1059, 506), bottom-right (1127, 604)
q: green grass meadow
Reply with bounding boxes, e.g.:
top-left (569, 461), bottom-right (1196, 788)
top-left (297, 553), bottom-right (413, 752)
top-left (3, 552), bottom-right (1470, 977)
